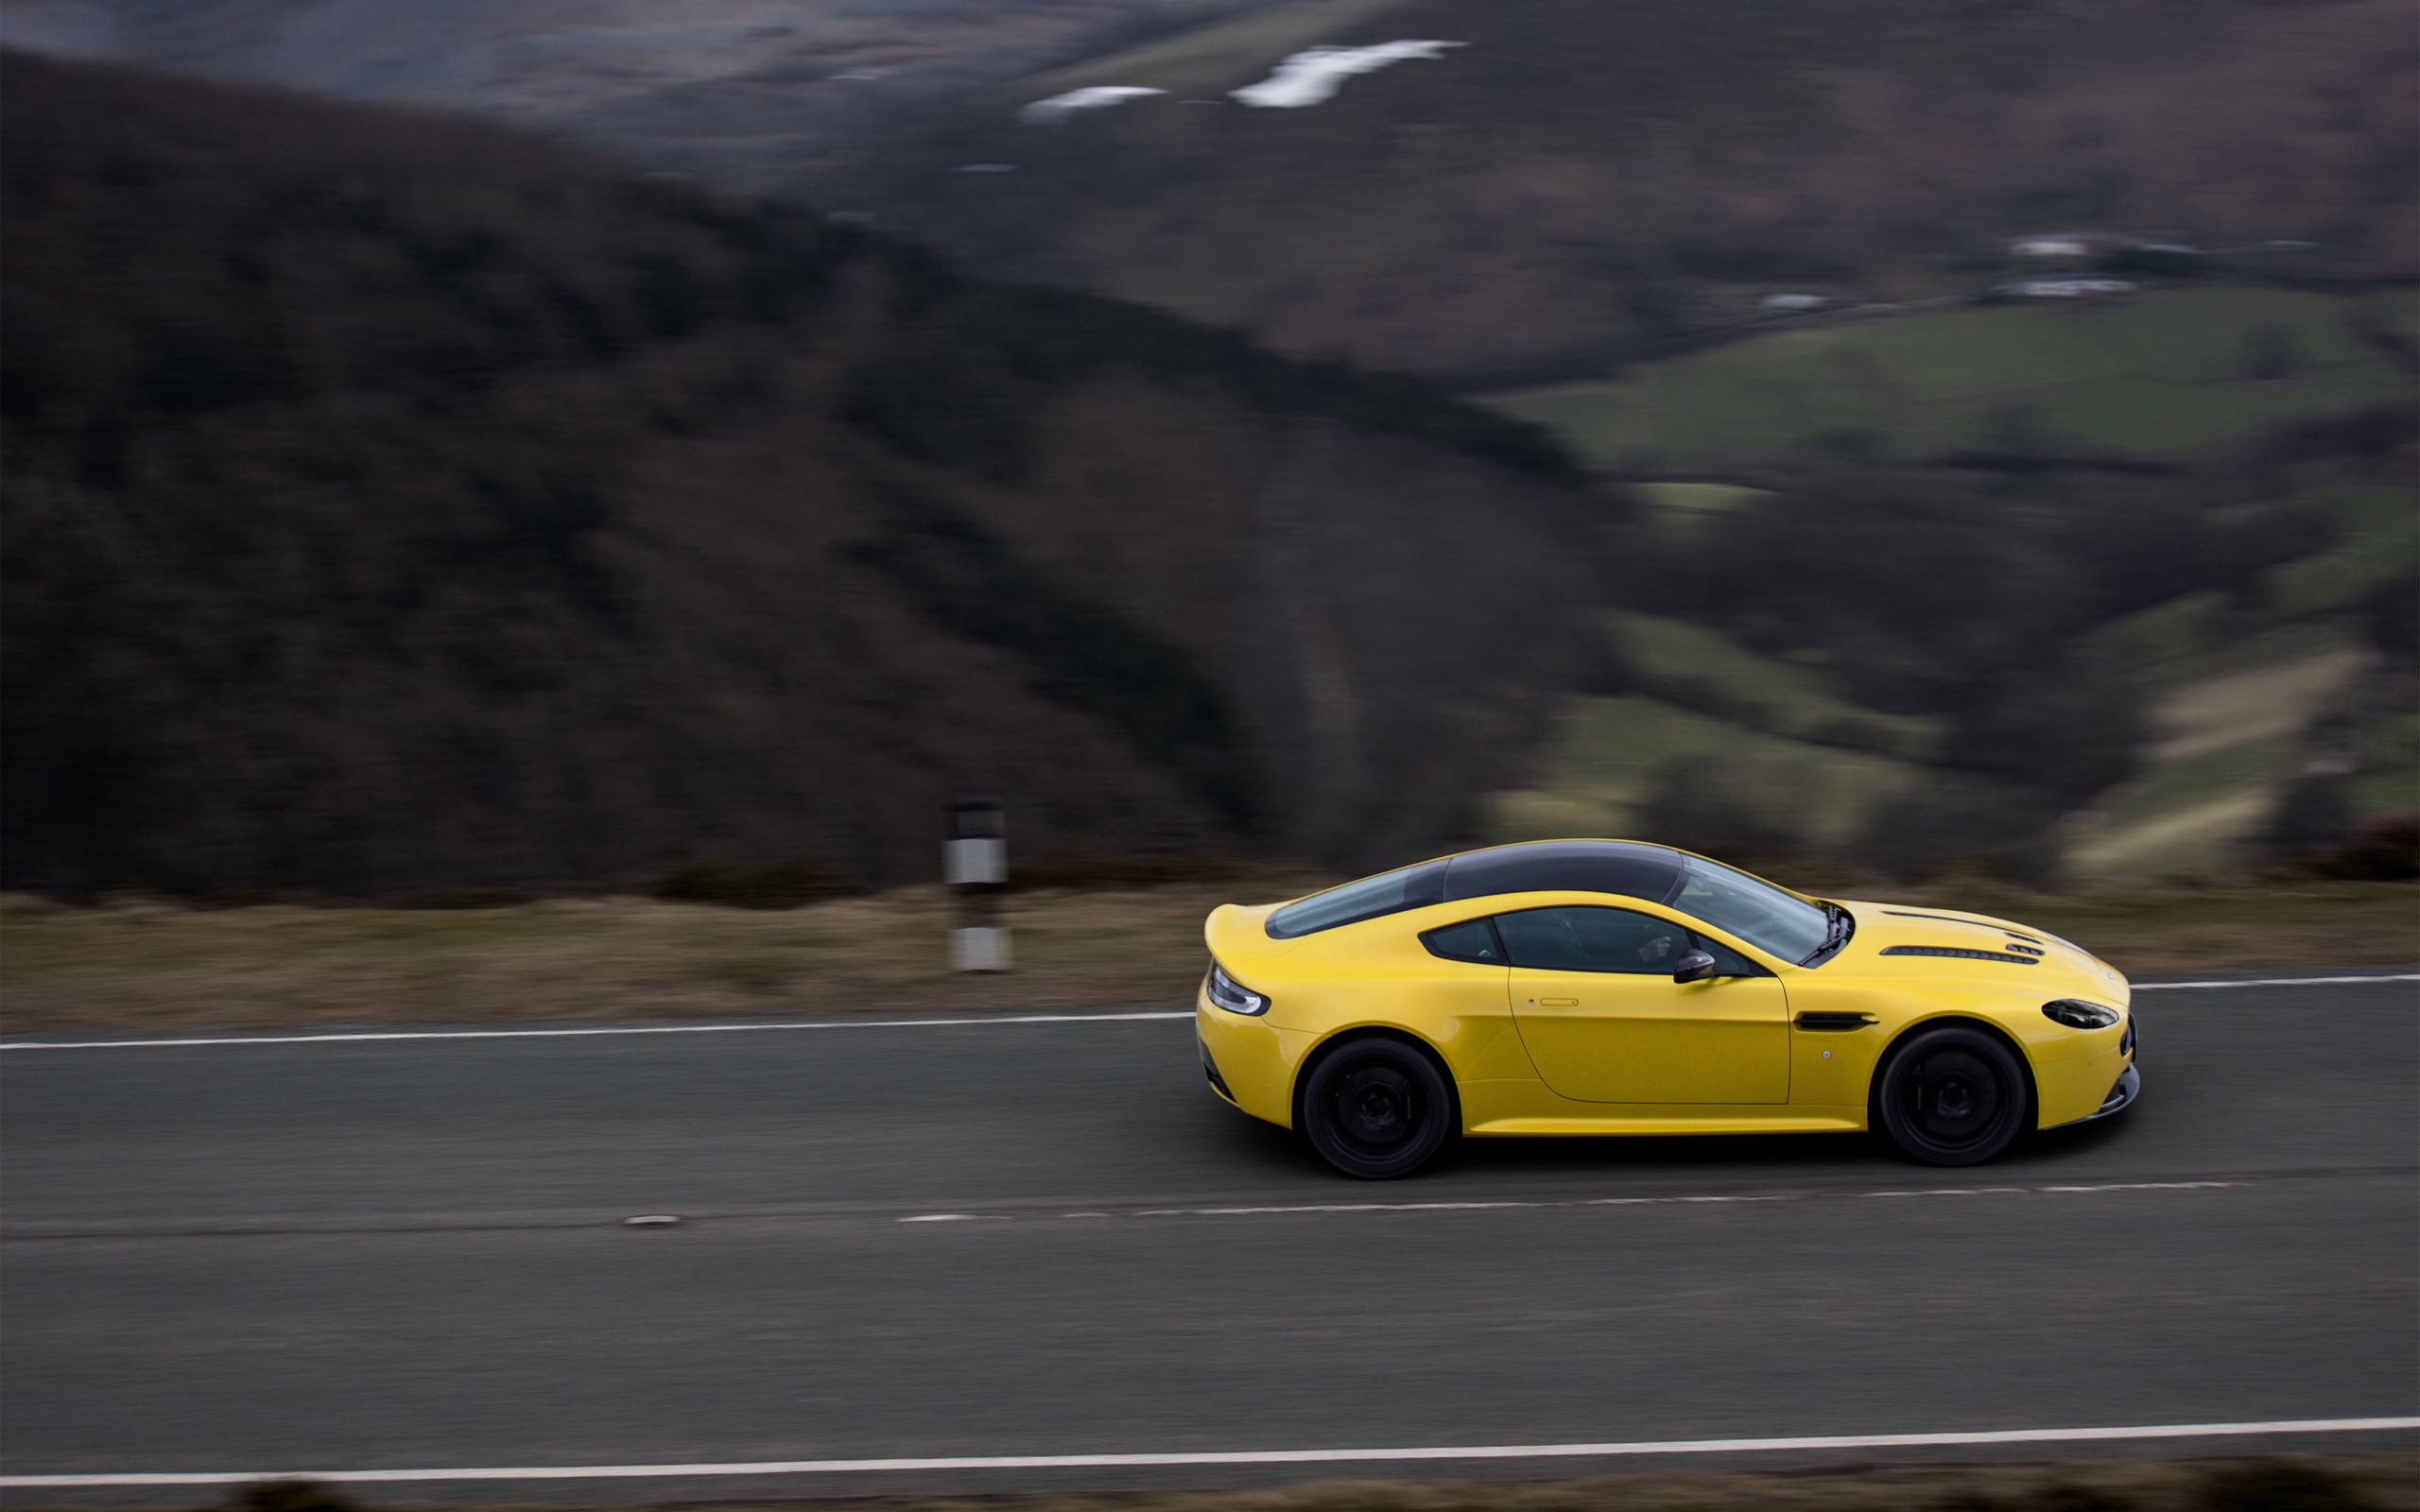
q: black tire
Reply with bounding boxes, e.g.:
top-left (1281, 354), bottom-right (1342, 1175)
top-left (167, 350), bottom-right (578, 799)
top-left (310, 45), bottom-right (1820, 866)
top-left (1876, 1023), bottom-right (2031, 1167)
top-left (1299, 1037), bottom-right (1454, 1179)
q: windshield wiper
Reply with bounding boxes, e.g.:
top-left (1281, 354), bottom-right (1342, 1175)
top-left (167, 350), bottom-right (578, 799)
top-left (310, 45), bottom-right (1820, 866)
top-left (1801, 902), bottom-right (1854, 966)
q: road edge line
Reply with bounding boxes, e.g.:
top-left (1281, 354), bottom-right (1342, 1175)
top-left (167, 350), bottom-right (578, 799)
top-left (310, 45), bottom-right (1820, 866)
top-left (0, 1011), bottom-right (1195, 1051)
top-left (2132, 974), bottom-right (2420, 991)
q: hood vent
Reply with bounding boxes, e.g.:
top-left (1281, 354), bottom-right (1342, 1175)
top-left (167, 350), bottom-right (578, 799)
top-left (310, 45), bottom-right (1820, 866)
top-left (1880, 944), bottom-right (2040, 965)
top-left (1883, 908), bottom-right (2048, 947)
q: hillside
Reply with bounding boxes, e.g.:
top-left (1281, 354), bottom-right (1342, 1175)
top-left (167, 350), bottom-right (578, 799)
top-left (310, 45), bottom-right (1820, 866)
top-left (0, 49), bottom-right (1600, 899)
top-left (1477, 359), bottom-right (2417, 883)
top-left (0, 0), bottom-right (1268, 188)
top-left (16, 0), bottom-right (2411, 381)
top-left (797, 0), bottom-right (2419, 373)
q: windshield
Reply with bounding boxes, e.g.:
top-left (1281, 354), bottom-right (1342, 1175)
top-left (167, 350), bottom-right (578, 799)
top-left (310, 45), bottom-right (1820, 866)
top-left (1668, 857), bottom-right (1832, 964)
top-left (1265, 860), bottom-right (1445, 938)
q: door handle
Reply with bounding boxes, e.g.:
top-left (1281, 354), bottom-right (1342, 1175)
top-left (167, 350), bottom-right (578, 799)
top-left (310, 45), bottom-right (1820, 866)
top-left (1536, 997), bottom-right (1580, 1007)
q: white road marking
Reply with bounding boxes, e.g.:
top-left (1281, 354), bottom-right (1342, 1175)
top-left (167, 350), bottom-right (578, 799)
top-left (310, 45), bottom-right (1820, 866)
top-left (9, 1417), bottom-right (2412, 1486)
top-left (899, 1214), bottom-right (978, 1223)
top-left (1134, 1199), bottom-right (1545, 1216)
top-left (0, 1010), bottom-right (1194, 1052)
top-left (996, 1179), bottom-right (2243, 1225)
top-left (2134, 973), bottom-right (2420, 990)
top-left (2033, 1180), bottom-right (2236, 1193)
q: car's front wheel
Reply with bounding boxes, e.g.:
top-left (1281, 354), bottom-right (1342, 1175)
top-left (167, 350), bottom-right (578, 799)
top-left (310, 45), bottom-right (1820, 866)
top-left (1300, 1037), bottom-right (1453, 1179)
top-left (1876, 1023), bottom-right (2030, 1166)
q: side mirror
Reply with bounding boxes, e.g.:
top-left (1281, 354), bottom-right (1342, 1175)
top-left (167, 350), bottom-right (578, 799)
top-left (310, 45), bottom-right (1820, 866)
top-left (1672, 948), bottom-right (1720, 984)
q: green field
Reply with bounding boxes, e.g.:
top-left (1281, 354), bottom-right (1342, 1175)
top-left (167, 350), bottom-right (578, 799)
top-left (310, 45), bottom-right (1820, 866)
top-left (2263, 481), bottom-right (2420, 617)
top-left (2063, 628), bottom-right (2378, 884)
top-left (1501, 565), bottom-right (2408, 885)
top-left (2089, 590), bottom-right (2233, 668)
top-left (1610, 611), bottom-right (1941, 758)
top-left (1490, 288), bottom-right (2416, 471)
top-left (1499, 622), bottom-right (2394, 885)
top-left (2353, 706), bottom-right (2420, 814)
top-left (1629, 481), bottom-right (1771, 530)
top-left (1485, 695), bottom-right (1927, 851)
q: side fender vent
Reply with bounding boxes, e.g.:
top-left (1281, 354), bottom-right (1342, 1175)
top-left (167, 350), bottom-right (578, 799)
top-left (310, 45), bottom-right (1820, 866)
top-left (1794, 1011), bottom-right (1878, 1032)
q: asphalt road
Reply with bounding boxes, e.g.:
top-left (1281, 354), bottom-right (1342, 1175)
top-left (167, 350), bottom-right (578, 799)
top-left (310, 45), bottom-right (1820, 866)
top-left (3, 971), bottom-right (2415, 1499)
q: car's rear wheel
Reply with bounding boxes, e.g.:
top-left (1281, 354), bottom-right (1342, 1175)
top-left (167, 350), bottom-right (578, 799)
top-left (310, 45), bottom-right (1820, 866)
top-left (1876, 1023), bottom-right (2030, 1166)
top-left (1300, 1037), bottom-right (1453, 1179)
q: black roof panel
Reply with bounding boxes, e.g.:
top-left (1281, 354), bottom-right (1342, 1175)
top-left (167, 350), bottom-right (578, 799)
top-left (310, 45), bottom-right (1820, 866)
top-left (1442, 840), bottom-right (1684, 906)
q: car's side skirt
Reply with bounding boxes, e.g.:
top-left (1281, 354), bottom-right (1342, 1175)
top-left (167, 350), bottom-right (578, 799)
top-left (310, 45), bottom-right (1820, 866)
top-left (1467, 1109), bottom-right (1867, 1137)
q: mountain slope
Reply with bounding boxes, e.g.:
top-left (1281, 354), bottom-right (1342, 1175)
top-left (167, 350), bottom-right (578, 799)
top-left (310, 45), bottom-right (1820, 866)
top-left (0, 0), bottom-right (1267, 189)
top-left (805, 0), bottom-right (2417, 373)
top-left (19, 0), bottom-right (2411, 380)
top-left (0, 49), bottom-right (1598, 897)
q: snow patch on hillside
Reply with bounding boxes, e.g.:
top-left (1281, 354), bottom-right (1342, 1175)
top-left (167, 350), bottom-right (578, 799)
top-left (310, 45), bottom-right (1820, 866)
top-left (1230, 40), bottom-right (1464, 109)
top-left (1020, 85), bottom-right (1164, 124)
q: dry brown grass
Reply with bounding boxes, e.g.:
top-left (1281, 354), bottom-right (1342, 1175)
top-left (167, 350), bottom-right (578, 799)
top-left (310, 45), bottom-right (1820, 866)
top-left (1959, 880), bottom-right (2420, 975)
top-left (1, 876), bottom-right (2411, 1037)
top-left (0, 884), bottom-right (1245, 1035)
top-left (209, 1453), bottom-right (2420, 1512)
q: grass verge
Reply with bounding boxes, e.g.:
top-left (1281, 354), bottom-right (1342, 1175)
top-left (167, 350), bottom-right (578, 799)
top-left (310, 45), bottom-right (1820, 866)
top-left (0, 881), bottom-right (1301, 1036)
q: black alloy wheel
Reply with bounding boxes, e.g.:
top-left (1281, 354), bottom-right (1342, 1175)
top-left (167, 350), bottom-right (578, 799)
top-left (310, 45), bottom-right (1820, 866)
top-left (1876, 1023), bottom-right (2030, 1166)
top-left (1300, 1037), bottom-right (1454, 1179)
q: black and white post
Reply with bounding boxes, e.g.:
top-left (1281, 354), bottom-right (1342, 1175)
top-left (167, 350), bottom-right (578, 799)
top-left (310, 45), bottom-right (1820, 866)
top-left (945, 793), bottom-right (1010, 971)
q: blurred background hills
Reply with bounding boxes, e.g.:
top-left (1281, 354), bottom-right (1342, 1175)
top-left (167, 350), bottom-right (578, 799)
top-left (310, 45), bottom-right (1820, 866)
top-left (13, 0), bottom-right (2410, 373)
top-left (1, 0), bottom-right (2413, 900)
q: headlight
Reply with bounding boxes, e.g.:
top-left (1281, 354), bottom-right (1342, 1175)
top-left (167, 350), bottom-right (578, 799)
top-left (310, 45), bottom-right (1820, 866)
top-left (2042, 999), bottom-right (2122, 1030)
top-left (1205, 961), bottom-right (1270, 1016)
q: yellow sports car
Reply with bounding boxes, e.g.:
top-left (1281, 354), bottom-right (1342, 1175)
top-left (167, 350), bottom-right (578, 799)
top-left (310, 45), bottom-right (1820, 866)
top-left (1196, 840), bottom-right (2137, 1177)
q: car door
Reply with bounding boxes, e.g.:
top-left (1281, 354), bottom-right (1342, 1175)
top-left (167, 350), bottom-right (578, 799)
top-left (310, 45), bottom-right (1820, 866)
top-left (1500, 904), bottom-right (1789, 1104)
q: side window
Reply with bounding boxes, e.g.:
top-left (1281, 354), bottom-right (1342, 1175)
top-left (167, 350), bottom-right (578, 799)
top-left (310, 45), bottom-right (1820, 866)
top-left (1495, 906), bottom-right (1692, 974)
top-left (1422, 917), bottom-right (1506, 963)
top-left (1694, 935), bottom-right (1767, 978)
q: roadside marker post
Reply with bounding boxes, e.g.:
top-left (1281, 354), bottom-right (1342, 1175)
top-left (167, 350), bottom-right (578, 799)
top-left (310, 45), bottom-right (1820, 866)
top-left (945, 793), bottom-right (1010, 972)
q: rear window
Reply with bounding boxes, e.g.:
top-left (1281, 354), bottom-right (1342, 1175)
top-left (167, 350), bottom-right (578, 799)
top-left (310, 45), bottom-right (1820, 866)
top-left (1421, 917), bottom-right (1506, 963)
top-left (1265, 860), bottom-right (1446, 938)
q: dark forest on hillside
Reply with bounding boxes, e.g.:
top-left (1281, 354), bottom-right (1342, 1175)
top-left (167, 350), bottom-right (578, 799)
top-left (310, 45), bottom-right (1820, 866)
top-left (0, 51), bottom-right (1601, 898)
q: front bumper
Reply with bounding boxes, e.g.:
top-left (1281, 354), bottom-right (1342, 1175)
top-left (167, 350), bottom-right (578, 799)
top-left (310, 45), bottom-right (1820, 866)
top-left (2081, 1062), bottom-right (2141, 1122)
